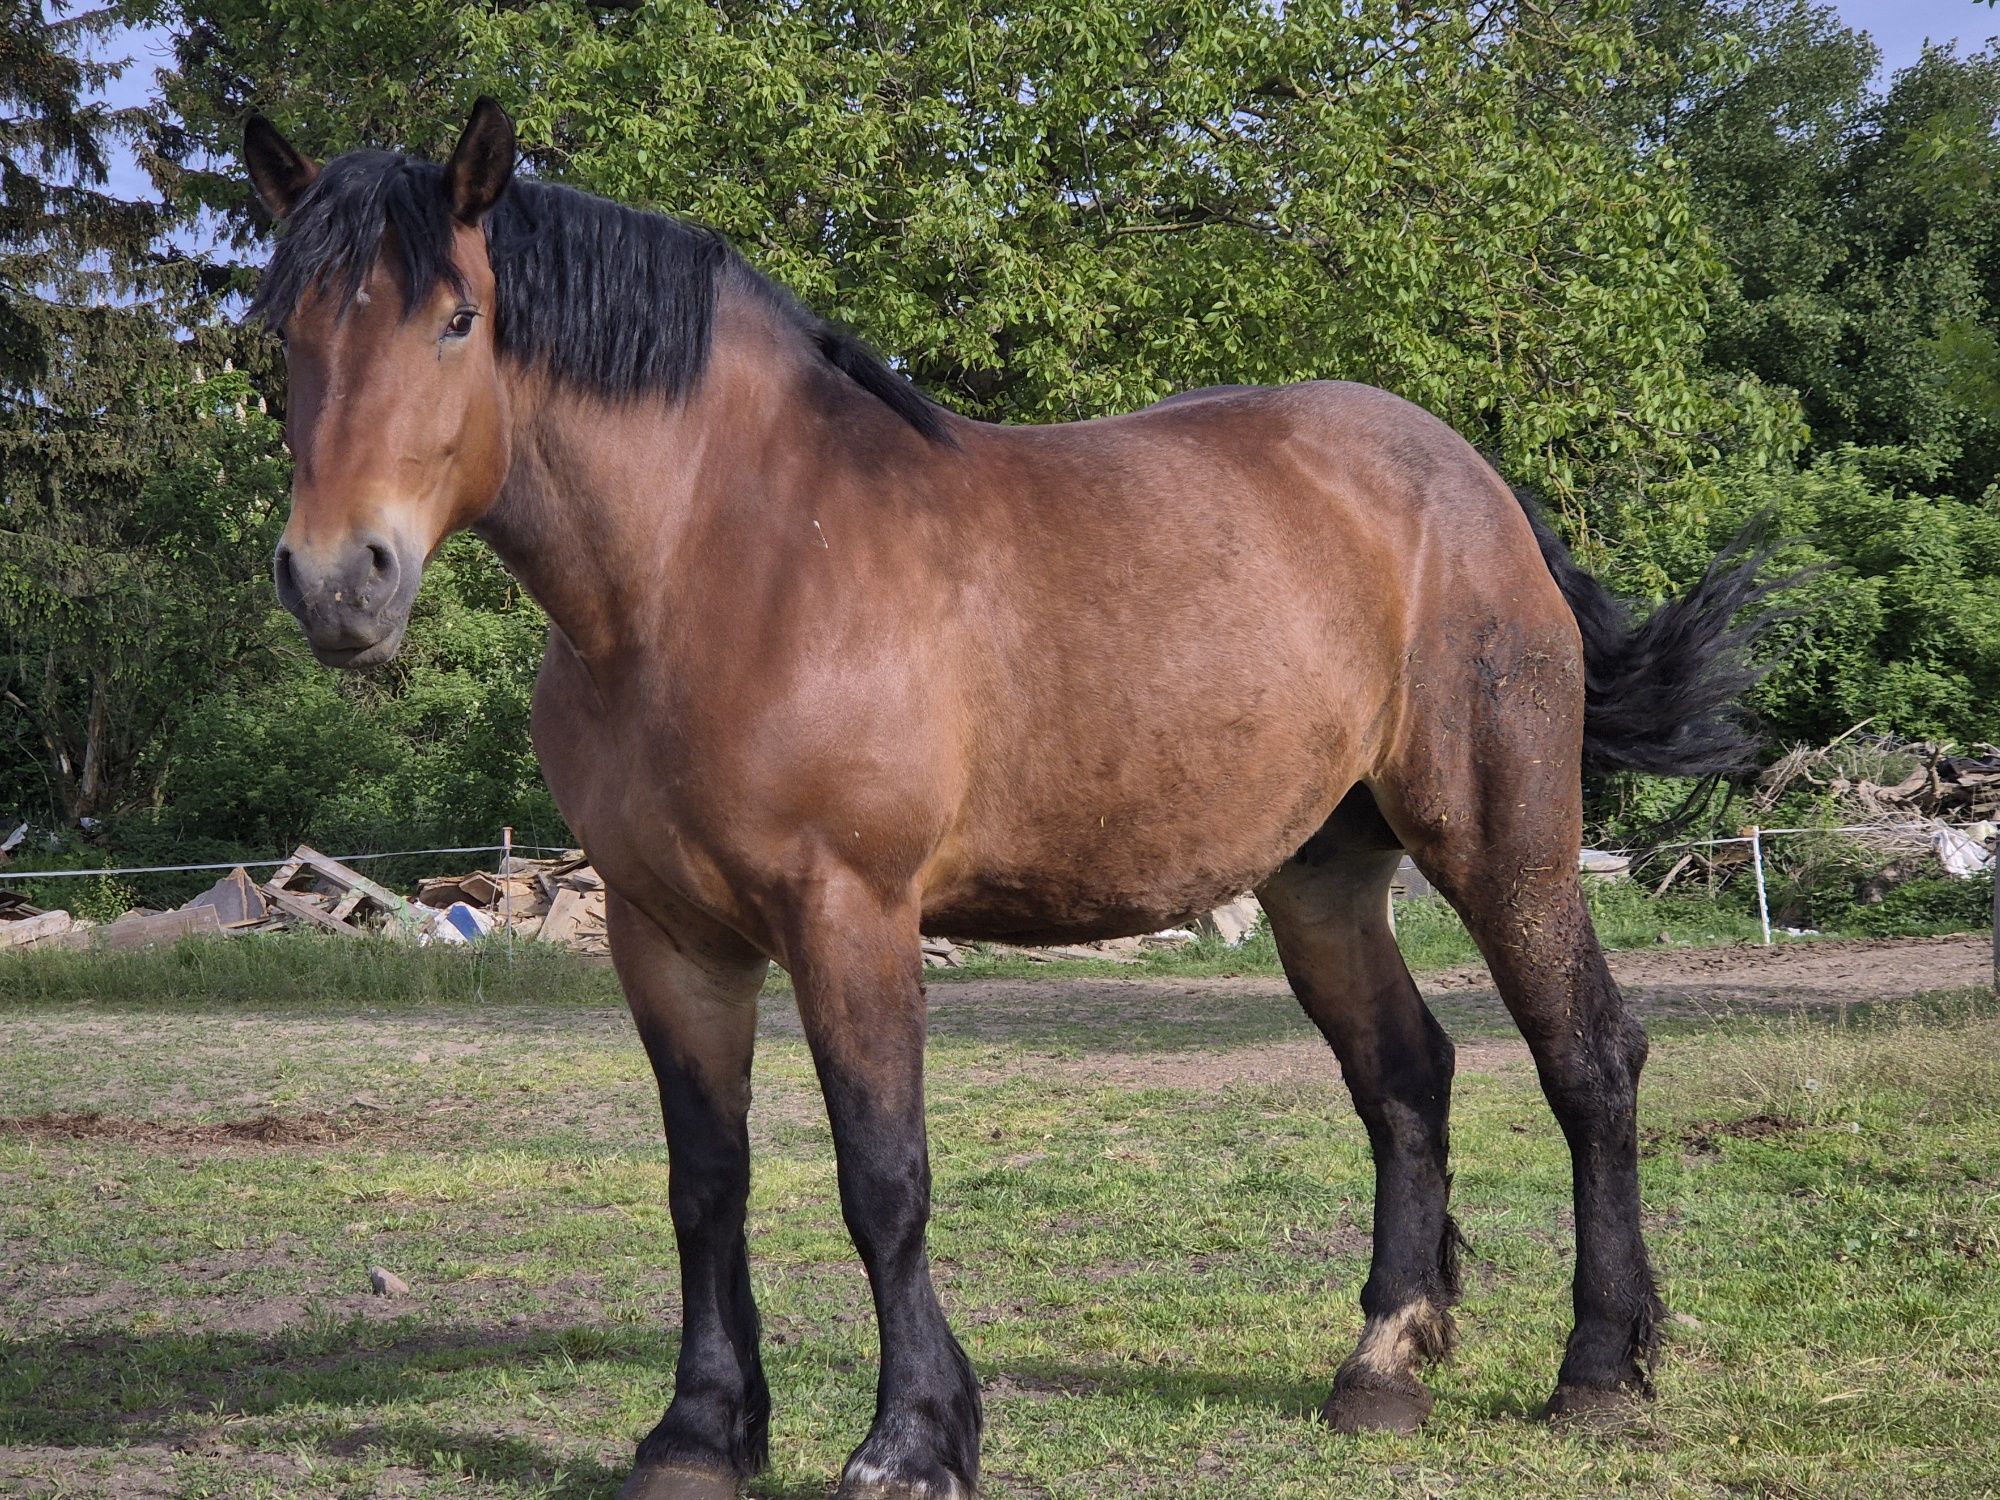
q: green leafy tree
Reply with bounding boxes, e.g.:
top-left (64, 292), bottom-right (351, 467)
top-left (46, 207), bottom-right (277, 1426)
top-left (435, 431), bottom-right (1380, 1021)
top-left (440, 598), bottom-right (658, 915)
top-left (143, 0), bottom-right (1792, 514)
top-left (1641, 1), bottom-right (2000, 499)
top-left (158, 536), bottom-right (559, 855)
top-left (1684, 455), bottom-right (2000, 746)
top-left (0, 2), bottom-right (291, 827)
top-left (0, 0), bottom-right (156, 384)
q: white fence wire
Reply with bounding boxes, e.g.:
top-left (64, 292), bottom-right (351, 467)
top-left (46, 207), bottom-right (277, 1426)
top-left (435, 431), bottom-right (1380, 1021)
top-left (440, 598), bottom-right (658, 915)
top-left (2, 823), bottom-right (1987, 952)
top-left (0, 843), bottom-right (578, 882)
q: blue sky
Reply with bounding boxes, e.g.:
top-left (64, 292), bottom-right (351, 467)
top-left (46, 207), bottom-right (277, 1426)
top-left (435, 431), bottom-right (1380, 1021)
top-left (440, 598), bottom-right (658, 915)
top-left (1843, 0), bottom-right (1999, 73)
top-left (81, 3), bottom-right (2000, 205)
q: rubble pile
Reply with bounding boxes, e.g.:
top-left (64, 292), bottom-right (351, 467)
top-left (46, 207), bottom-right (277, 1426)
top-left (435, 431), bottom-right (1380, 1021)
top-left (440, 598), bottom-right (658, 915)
top-left (415, 852), bottom-right (608, 955)
top-left (1827, 741), bottom-right (2000, 822)
top-left (1760, 737), bottom-right (2000, 825)
top-left (0, 842), bottom-right (1272, 962)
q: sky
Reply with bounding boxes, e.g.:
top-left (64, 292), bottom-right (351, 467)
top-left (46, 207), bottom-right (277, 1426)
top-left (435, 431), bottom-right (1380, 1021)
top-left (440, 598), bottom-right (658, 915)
top-left (80, 2), bottom-right (2000, 207)
top-left (1842, 0), bottom-right (2000, 72)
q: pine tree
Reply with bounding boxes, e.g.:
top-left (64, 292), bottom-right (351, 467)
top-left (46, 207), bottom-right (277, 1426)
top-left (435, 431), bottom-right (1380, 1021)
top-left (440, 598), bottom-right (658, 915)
top-left (0, 2), bottom-right (286, 828)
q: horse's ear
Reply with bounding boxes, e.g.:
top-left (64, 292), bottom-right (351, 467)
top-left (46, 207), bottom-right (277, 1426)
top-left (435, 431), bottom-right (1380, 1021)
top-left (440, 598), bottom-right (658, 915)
top-left (244, 113), bottom-right (318, 220)
top-left (444, 97), bottom-right (516, 225)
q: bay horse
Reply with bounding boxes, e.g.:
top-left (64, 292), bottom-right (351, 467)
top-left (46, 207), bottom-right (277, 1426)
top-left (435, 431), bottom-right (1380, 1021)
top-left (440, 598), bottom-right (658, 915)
top-left (245, 99), bottom-right (1782, 1499)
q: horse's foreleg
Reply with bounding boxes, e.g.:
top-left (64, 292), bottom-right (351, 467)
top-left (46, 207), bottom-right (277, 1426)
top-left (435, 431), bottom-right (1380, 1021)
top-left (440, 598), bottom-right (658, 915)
top-left (1258, 842), bottom-right (1460, 1434)
top-left (610, 893), bottom-right (772, 1500)
top-left (786, 874), bottom-right (980, 1500)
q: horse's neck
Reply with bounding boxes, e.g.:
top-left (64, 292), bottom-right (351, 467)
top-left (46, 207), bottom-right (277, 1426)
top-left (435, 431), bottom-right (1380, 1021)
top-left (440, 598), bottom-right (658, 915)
top-left (478, 300), bottom-right (806, 673)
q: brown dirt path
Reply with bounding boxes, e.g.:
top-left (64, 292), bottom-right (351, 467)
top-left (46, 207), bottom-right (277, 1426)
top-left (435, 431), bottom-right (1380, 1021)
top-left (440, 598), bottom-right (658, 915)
top-left (896, 933), bottom-right (1989, 1090)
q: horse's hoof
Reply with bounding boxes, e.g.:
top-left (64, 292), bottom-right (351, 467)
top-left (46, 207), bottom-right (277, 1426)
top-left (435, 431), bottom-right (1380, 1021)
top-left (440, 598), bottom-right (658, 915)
top-left (616, 1464), bottom-right (741, 1500)
top-left (1322, 1380), bottom-right (1434, 1435)
top-left (1539, 1383), bottom-right (1644, 1431)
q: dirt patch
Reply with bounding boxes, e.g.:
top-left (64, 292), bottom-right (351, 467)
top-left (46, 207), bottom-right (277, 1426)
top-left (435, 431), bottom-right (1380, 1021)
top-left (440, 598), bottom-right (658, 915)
top-left (898, 934), bottom-right (1987, 1089)
top-left (984, 1034), bottom-right (1533, 1092)
top-left (984, 1369), bottom-right (1107, 1401)
top-left (1670, 1112), bottom-right (1808, 1156)
top-left (0, 1108), bottom-right (372, 1148)
top-left (0, 1446), bottom-right (301, 1500)
top-left (1428, 931), bottom-right (1988, 1013)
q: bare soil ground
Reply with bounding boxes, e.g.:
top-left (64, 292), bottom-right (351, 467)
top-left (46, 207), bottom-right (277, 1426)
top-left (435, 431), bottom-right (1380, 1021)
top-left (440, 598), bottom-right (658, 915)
top-left (0, 1108), bottom-right (370, 1147)
top-left (900, 932), bottom-right (1989, 1089)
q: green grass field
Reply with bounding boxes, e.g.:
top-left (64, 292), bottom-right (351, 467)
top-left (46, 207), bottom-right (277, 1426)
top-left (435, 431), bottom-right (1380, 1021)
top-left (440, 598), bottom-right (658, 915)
top-left (2, 933), bottom-right (1996, 1498)
top-left (0, 877), bottom-right (1972, 1010)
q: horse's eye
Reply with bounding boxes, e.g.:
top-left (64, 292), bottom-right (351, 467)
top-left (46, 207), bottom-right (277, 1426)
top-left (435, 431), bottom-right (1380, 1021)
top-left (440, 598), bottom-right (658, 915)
top-left (443, 307), bottom-right (478, 340)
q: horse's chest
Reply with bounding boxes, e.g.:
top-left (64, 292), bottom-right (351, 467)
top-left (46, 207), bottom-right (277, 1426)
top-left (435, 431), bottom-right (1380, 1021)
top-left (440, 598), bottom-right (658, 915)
top-left (529, 648), bottom-right (735, 909)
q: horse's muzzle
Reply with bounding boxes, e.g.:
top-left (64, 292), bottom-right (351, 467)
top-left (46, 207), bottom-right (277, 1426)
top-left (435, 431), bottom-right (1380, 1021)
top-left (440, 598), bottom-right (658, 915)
top-left (273, 533), bottom-right (416, 668)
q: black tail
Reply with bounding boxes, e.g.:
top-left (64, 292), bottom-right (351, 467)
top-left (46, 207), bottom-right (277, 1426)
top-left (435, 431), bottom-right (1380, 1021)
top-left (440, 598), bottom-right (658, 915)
top-left (1518, 496), bottom-right (1794, 779)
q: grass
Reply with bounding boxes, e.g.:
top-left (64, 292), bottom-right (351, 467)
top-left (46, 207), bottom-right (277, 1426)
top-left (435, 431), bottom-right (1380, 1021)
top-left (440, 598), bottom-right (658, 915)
top-left (2, 873), bottom-right (1963, 1009)
top-left (0, 930), bottom-right (627, 1009)
top-left (1, 942), bottom-right (1996, 1498)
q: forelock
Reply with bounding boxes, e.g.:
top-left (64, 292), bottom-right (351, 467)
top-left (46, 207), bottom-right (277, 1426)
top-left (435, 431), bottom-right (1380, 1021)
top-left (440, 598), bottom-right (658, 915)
top-left (249, 150), bottom-right (467, 329)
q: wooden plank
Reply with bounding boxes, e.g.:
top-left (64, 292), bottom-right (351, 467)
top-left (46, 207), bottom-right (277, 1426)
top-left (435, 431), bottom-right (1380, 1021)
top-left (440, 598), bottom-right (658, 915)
top-left (415, 877), bottom-right (469, 909)
top-left (454, 872), bottom-right (501, 906)
top-left (184, 867), bottom-right (267, 928)
top-left (0, 909), bottom-right (73, 949)
top-left (286, 845), bottom-right (425, 933)
top-left (261, 886), bottom-right (361, 936)
top-left (0, 889), bottom-right (46, 920)
top-left (48, 906), bottom-right (223, 952)
top-left (537, 886), bottom-right (590, 946)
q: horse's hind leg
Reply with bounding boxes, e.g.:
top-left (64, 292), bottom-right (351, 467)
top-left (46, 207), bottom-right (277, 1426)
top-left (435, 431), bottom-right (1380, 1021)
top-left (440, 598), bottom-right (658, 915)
top-left (1257, 792), bottom-right (1462, 1434)
top-left (1377, 670), bottom-right (1664, 1420)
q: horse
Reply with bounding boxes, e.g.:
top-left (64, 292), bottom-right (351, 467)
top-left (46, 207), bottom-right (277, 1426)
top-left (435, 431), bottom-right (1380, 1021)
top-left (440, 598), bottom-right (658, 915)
top-left (244, 98), bottom-right (1784, 1500)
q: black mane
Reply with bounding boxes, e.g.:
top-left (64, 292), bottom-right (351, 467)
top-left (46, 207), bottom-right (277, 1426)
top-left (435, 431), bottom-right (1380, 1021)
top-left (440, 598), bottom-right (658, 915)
top-left (250, 150), bottom-right (950, 442)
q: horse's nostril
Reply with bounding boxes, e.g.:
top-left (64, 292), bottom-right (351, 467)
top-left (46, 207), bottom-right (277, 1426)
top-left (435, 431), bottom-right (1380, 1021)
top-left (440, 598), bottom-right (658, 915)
top-left (273, 544), bottom-right (300, 607)
top-left (367, 542), bottom-right (393, 580)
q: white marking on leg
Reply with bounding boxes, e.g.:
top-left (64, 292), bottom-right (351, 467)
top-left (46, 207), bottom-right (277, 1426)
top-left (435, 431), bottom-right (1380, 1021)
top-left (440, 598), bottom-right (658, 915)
top-left (1350, 1298), bottom-right (1447, 1378)
top-left (841, 1459), bottom-right (970, 1498)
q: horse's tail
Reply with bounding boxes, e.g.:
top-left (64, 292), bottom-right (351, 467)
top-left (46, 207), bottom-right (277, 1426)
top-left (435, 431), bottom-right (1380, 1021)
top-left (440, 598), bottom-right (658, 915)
top-left (1516, 495), bottom-right (1793, 779)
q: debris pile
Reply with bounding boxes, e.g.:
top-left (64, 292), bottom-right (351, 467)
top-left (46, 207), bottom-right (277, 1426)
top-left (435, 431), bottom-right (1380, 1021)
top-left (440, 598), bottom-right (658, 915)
top-left (0, 844), bottom-right (431, 953)
top-left (1760, 737), bottom-right (2000, 824)
top-left (1829, 741), bottom-right (2000, 822)
top-left (0, 890), bottom-right (73, 950)
top-left (255, 846), bottom-right (427, 938)
top-left (0, 843), bottom-right (595, 957)
top-left (0, 844), bottom-right (1271, 961)
top-left (415, 851), bottom-right (608, 955)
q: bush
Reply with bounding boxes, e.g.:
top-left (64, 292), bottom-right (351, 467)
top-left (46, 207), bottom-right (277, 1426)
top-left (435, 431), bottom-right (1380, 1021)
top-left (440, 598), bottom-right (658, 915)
top-left (1696, 455), bottom-right (2000, 748)
top-left (1841, 875), bottom-right (1995, 937)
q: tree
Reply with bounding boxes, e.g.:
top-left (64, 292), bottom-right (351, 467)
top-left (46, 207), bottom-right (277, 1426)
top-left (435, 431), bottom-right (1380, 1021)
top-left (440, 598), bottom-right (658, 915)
top-left (0, 3), bottom-right (290, 827)
top-left (1643, 1), bottom-right (2000, 500)
top-left (141, 0), bottom-right (1792, 517)
top-left (0, 0), bottom-right (156, 384)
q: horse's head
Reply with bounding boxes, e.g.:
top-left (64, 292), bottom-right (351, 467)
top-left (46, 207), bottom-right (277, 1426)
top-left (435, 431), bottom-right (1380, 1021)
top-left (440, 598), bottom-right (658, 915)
top-left (245, 101), bottom-right (518, 666)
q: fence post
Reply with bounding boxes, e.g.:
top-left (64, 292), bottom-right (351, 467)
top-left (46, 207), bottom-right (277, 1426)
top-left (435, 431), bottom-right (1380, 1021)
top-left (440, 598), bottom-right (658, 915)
top-left (501, 826), bottom-right (514, 958)
top-left (1750, 825), bottom-right (1772, 947)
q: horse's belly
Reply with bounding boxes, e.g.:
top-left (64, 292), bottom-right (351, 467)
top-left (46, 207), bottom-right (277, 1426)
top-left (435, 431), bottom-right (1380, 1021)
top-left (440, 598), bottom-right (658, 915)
top-left (919, 741), bottom-right (1344, 942)
top-left (920, 868), bottom-right (1264, 945)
